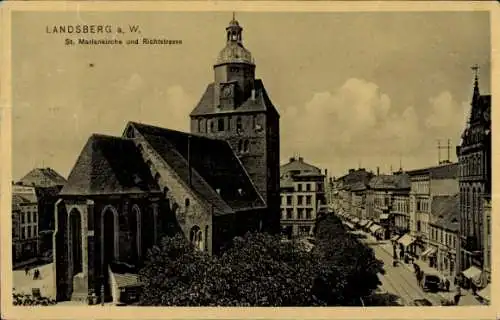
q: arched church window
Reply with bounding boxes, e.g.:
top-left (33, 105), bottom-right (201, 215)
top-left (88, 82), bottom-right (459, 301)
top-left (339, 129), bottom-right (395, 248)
top-left (238, 140), bottom-right (243, 153)
top-left (243, 140), bottom-right (249, 152)
top-left (197, 119), bottom-right (202, 133)
top-left (189, 225), bottom-right (203, 251)
top-left (205, 226), bottom-right (209, 251)
top-left (236, 117), bottom-right (242, 132)
top-left (185, 198), bottom-right (190, 208)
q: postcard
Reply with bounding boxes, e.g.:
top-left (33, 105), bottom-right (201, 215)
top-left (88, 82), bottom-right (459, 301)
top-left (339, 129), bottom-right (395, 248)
top-left (0, 1), bottom-right (498, 319)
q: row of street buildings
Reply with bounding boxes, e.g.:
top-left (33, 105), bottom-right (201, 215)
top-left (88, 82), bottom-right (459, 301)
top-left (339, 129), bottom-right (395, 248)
top-left (327, 71), bottom-right (491, 303)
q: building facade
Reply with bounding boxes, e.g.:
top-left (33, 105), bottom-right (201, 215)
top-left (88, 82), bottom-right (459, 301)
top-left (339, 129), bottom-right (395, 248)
top-left (53, 17), bottom-right (280, 304)
top-left (368, 173), bottom-right (410, 239)
top-left (426, 195), bottom-right (459, 277)
top-left (280, 157), bottom-right (325, 238)
top-left (456, 71), bottom-right (491, 285)
top-left (12, 185), bottom-right (39, 264)
top-left (407, 163), bottom-right (458, 257)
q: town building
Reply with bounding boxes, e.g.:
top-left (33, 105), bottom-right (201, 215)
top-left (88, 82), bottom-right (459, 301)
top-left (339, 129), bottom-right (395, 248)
top-left (336, 168), bottom-right (373, 218)
top-left (279, 157), bottom-right (326, 238)
top-left (367, 172), bottom-right (410, 240)
top-left (12, 185), bottom-right (39, 265)
top-left (16, 167), bottom-right (67, 260)
top-left (456, 68), bottom-right (491, 290)
top-left (52, 16), bottom-right (280, 304)
top-left (404, 163), bottom-right (458, 258)
top-left (426, 194), bottom-right (459, 277)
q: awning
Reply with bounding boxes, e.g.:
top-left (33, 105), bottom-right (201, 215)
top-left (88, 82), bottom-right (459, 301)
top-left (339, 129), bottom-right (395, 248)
top-left (365, 221), bottom-right (374, 228)
top-left (390, 234), bottom-right (401, 241)
top-left (477, 284), bottom-right (490, 302)
top-left (344, 222), bottom-right (354, 229)
top-left (359, 219), bottom-right (368, 227)
top-left (352, 217), bottom-right (360, 224)
top-left (370, 224), bottom-right (382, 233)
top-left (379, 213), bottom-right (390, 220)
top-left (421, 246), bottom-right (438, 258)
top-left (397, 234), bottom-right (416, 247)
top-left (462, 266), bottom-right (482, 281)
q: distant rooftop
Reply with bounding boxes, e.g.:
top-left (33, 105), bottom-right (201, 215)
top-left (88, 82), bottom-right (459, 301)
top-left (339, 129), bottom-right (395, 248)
top-left (18, 167), bottom-right (67, 188)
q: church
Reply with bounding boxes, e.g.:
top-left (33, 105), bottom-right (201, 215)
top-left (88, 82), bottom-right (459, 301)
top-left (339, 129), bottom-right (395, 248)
top-left (52, 16), bottom-right (281, 304)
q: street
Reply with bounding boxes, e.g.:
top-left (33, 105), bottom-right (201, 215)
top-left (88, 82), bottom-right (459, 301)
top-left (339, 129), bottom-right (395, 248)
top-left (13, 263), bottom-right (55, 299)
top-left (352, 230), bottom-right (446, 306)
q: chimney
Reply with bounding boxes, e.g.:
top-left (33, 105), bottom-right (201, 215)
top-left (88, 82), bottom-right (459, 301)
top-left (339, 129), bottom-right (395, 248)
top-left (377, 167), bottom-right (380, 176)
top-left (299, 157), bottom-right (304, 162)
top-left (289, 157), bottom-right (295, 162)
top-left (325, 169), bottom-right (328, 177)
top-left (349, 169), bottom-right (355, 174)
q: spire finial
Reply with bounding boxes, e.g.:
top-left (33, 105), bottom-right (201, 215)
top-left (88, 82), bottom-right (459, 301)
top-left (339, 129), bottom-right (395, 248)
top-left (471, 64), bottom-right (480, 79)
top-left (232, 11), bottom-right (236, 21)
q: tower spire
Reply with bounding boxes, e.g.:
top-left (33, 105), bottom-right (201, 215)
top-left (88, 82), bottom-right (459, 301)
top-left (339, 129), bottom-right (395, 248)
top-left (469, 64), bottom-right (481, 124)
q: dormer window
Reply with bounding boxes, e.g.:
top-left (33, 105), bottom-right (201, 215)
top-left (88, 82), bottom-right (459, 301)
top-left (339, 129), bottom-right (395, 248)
top-left (237, 188), bottom-right (243, 196)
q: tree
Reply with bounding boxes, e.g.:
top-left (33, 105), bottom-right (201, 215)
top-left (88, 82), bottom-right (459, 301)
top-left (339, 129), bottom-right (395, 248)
top-left (138, 214), bottom-right (384, 306)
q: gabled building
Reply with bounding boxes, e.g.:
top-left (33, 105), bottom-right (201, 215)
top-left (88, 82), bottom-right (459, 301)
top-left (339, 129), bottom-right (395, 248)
top-left (53, 16), bottom-right (280, 304)
top-left (456, 68), bottom-right (491, 290)
top-left (279, 157), bottom-right (326, 238)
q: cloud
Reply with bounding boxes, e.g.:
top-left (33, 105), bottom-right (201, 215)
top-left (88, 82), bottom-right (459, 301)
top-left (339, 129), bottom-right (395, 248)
top-left (280, 78), bottom-right (468, 175)
top-left (425, 91), bottom-right (469, 131)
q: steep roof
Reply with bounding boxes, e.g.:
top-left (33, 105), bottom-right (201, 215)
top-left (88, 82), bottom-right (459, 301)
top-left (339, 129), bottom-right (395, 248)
top-left (18, 168), bottom-right (67, 188)
top-left (369, 173), bottom-right (410, 190)
top-left (189, 79), bottom-right (280, 117)
top-left (60, 134), bottom-right (161, 196)
top-left (128, 122), bottom-right (266, 214)
top-left (430, 194), bottom-right (459, 232)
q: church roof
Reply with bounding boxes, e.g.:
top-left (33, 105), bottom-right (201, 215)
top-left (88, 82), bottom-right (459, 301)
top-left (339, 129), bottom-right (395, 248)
top-left (60, 134), bottom-right (161, 196)
top-left (189, 79), bottom-right (279, 117)
top-left (128, 122), bottom-right (266, 214)
top-left (18, 167), bottom-right (67, 188)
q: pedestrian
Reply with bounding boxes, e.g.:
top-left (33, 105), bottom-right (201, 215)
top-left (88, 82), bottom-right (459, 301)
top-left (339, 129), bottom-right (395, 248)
top-left (445, 278), bottom-right (450, 292)
top-left (24, 267), bottom-right (29, 276)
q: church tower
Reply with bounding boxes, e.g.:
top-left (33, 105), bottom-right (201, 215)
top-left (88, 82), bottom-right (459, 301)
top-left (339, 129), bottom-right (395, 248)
top-left (190, 15), bottom-right (281, 234)
top-left (456, 65), bottom-right (491, 276)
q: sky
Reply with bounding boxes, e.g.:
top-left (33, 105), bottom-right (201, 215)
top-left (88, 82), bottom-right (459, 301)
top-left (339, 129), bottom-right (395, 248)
top-left (11, 10), bottom-right (491, 180)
